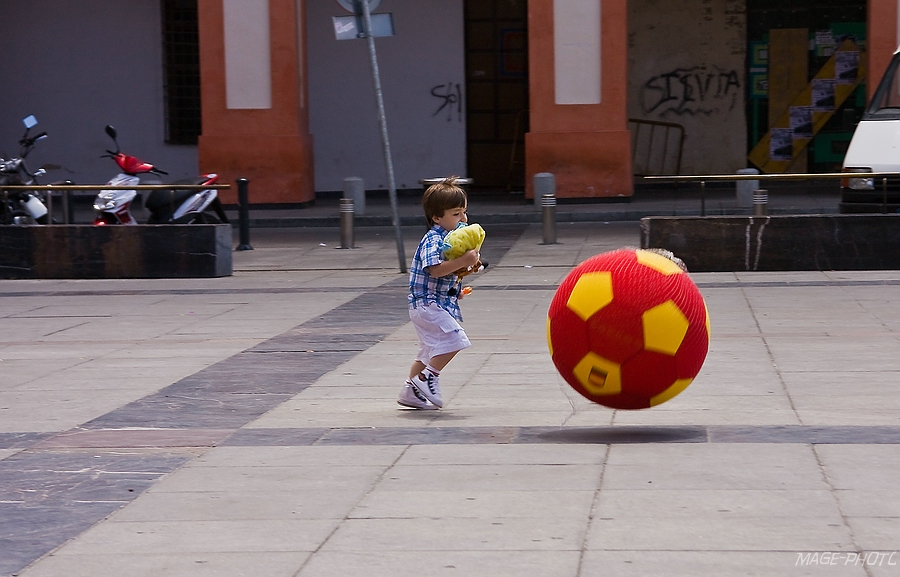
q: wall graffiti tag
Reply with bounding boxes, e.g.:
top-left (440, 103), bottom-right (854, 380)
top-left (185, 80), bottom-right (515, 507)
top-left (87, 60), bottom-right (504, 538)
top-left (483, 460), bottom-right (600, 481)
top-left (431, 82), bottom-right (463, 122)
top-left (640, 66), bottom-right (741, 117)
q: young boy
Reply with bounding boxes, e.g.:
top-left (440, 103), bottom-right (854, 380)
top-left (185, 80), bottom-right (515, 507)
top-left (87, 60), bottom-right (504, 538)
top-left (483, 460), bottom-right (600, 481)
top-left (397, 177), bottom-right (481, 410)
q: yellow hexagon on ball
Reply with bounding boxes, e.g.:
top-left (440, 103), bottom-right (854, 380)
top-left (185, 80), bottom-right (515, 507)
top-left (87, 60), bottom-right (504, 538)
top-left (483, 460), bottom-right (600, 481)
top-left (547, 248), bottom-right (710, 409)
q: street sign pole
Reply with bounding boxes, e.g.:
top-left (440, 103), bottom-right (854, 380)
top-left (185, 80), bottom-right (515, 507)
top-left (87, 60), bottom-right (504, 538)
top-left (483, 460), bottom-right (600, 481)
top-left (356, 0), bottom-right (406, 273)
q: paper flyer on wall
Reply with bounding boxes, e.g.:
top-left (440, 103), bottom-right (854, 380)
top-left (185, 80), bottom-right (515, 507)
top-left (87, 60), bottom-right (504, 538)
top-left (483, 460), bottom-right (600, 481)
top-left (770, 128), bottom-right (793, 161)
top-left (835, 51), bottom-right (859, 84)
top-left (789, 106), bottom-right (813, 138)
top-left (812, 79), bottom-right (836, 111)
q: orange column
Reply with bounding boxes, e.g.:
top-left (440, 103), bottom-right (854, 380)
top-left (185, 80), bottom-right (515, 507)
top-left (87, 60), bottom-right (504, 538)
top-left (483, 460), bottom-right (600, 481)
top-left (198, 0), bottom-right (314, 205)
top-left (525, 0), bottom-right (632, 200)
top-left (867, 0), bottom-right (899, 101)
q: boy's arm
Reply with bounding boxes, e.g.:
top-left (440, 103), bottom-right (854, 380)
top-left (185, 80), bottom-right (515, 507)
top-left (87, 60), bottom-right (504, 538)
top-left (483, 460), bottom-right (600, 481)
top-left (426, 249), bottom-right (480, 278)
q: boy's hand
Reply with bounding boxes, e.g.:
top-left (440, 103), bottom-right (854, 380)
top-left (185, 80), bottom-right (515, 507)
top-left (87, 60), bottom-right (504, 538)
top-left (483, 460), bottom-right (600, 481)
top-left (457, 249), bottom-right (480, 269)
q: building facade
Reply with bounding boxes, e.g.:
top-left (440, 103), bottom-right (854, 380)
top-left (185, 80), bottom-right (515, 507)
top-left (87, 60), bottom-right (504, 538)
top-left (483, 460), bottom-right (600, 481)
top-left (0, 0), bottom-right (894, 205)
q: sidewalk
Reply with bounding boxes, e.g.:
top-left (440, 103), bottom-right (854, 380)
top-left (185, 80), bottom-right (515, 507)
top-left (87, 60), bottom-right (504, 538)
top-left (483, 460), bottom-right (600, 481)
top-left (222, 182), bottom-right (843, 228)
top-left (2, 219), bottom-right (899, 577)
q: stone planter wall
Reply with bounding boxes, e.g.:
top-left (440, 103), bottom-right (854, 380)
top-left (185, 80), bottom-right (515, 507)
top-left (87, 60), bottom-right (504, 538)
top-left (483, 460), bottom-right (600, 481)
top-left (0, 224), bottom-right (232, 279)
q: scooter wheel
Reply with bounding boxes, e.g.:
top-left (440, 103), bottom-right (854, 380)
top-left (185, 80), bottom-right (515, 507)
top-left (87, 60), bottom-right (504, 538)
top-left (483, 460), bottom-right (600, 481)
top-left (8, 210), bottom-right (32, 225)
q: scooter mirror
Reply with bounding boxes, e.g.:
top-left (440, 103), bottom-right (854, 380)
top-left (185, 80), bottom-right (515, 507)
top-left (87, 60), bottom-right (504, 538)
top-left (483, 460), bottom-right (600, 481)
top-left (23, 115), bottom-right (38, 129)
top-left (105, 125), bottom-right (117, 140)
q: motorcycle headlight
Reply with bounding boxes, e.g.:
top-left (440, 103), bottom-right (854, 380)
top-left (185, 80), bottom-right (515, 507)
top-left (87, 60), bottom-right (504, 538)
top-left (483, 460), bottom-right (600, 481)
top-left (842, 168), bottom-right (874, 190)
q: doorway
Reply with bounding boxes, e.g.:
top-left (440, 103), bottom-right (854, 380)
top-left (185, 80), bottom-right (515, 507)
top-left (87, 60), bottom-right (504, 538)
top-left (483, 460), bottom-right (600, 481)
top-left (746, 0), bottom-right (867, 172)
top-left (464, 0), bottom-right (529, 192)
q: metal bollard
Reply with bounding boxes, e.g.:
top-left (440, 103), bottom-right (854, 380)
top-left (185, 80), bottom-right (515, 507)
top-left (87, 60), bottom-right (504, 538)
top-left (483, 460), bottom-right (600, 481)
top-left (753, 189), bottom-right (768, 216)
top-left (533, 172), bottom-right (555, 210)
top-left (736, 168), bottom-right (759, 209)
top-left (342, 177), bottom-right (365, 215)
top-left (236, 178), bottom-right (253, 251)
top-left (541, 194), bottom-right (557, 245)
top-left (61, 190), bottom-right (70, 224)
top-left (340, 198), bottom-right (355, 249)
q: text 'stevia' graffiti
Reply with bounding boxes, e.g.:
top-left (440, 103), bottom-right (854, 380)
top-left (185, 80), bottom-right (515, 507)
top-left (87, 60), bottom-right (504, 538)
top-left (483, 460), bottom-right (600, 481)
top-left (640, 66), bottom-right (741, 117)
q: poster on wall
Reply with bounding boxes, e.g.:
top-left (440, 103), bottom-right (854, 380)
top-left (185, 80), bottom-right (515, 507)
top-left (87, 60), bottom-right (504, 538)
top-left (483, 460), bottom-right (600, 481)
top-left (789, 106), bottom-right (813, 138)
top-left (815, 30), bottom-right (836, 57)
top-left (770, 128), bottom-right (793, 161)
top-left (812, 79), bottom-right (836, 111)
top-left (835, 51), bottom-right (859, 83)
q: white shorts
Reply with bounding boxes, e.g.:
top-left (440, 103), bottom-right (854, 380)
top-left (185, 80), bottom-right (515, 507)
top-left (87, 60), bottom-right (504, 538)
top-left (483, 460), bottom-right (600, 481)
top-left (409, 303), bottom-right (471, 362)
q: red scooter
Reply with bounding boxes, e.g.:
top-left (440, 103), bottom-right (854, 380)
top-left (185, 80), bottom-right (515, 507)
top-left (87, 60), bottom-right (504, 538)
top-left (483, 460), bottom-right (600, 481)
top-left (93, 125), bottom-right (227, 225)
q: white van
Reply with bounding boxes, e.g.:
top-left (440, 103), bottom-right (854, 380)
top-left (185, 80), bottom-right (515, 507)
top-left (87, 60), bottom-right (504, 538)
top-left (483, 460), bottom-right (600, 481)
top-left (841, 46), bottom-right (900, 213)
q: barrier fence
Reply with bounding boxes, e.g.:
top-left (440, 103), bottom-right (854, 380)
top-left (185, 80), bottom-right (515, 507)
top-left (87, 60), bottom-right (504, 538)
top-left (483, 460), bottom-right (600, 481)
top-left (1, 182), bottom-right (231, 225)
top-left (642, 172), bottom-right (900, 216)
top-left (0, 180), bottom-right (258, 251)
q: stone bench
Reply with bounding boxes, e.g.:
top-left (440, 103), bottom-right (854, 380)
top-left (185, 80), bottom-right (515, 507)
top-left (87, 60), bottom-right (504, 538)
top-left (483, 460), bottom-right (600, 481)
top-left (640, 214), bottom-right (900, 272)
top-left (0, 224), bottom-right (232, 279)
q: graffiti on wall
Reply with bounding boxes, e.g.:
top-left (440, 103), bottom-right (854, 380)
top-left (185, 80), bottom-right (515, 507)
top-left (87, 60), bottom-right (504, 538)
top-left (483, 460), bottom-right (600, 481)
top-left (640, 65), bottom-right (741, 116)
top-left (431, 82), bottom-right (463, 122)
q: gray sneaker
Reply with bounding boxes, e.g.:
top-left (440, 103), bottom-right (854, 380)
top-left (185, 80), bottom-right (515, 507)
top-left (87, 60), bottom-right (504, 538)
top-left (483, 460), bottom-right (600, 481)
top-left (397, 382), bottom-right (439, 410)
top-left (409, 371), bottom-right (443, 407)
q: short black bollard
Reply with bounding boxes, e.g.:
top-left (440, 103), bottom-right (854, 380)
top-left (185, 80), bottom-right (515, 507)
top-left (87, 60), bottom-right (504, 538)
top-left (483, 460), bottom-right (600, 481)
top-left (340, 198), bottom-right (355, 249)
top-left (236, 178), bottom-right (253, 251)
top-left (541, 194), bottom-right (557, 245)
top-left (343, 176), bottom-right (365, 215)
top-left (533, 172), bottom-right (555, 211)
top-left (753, 189), bottom-right (768, 216)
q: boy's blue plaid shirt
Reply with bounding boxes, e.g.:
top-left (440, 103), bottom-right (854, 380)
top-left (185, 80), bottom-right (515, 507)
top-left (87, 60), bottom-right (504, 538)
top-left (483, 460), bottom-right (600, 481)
top-left (408, 225), bottom-right (464, 321)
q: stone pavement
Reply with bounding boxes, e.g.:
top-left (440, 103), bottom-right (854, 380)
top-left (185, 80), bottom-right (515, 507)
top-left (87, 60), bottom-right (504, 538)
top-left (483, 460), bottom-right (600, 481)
top-left (2, 217), bottom-right (900, 577)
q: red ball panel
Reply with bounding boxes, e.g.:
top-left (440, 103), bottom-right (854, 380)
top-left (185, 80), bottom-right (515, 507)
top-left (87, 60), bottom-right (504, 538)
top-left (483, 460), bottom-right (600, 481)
top-left (674, 321), bottom-right (709, 378)
top-left (622, 350), bottom-right (679, 398)
top-left (548, 309), bottom-right (591, 377)
top-left (585, 303), bottom-right (644, 363)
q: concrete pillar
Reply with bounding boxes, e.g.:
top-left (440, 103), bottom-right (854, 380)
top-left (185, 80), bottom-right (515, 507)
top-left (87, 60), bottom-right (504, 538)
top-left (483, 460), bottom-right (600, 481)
top-left (525, 0), bottom-right (632, 200)
top-left (866, 0), bottom-right (899, 102)
top-left (197, 0), bottom-right (314, 205)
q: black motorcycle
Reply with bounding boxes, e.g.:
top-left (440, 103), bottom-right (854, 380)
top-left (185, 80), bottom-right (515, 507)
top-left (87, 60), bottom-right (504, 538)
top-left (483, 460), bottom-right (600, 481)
top-left (0, 115), bottom-right (51, 225)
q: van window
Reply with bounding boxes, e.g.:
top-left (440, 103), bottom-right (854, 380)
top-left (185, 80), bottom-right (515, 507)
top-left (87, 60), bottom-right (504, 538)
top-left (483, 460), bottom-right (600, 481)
top-left (866, 54), bottom-right (900, 119)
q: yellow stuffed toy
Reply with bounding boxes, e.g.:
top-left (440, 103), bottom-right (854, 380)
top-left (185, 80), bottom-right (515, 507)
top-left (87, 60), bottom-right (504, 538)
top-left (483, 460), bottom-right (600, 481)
top-left (441, 222), bottom-right (487, 280)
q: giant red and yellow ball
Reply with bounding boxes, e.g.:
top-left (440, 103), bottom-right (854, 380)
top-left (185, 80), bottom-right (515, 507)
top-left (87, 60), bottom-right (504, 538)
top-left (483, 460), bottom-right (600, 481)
top-left (547, 248), bottom-right (709, 409)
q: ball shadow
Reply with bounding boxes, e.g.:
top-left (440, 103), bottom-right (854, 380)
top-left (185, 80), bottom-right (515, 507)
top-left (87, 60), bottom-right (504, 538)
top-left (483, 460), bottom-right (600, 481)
top-left (533, 425), bottom-right (708, 444)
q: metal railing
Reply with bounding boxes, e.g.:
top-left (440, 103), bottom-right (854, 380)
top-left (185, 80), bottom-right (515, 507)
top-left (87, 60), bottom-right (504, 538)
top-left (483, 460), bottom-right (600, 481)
top-left (0, 182), bottom-right (231, 224)
top-left (642, 172), bottom-right (900, 216)
top-left (629, 118), bottom-right (685, 176)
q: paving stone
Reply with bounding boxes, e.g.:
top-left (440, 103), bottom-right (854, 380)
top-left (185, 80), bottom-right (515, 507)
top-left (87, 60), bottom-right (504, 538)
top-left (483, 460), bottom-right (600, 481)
top-left (4, 221), bottom-right (900, 577)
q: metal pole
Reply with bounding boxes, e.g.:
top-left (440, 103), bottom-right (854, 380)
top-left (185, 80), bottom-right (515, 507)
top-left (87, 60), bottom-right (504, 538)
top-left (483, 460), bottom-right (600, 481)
top-left (753, 189), bottom-right (768, 216)
top-left (343, 176), bottom-right (366, 215)
top-left (700, 180), bottom-right (706, 217)
top-left (883, 177), bottom-right (888, 214)
top-left (45, 190), bottom-right (53, 224)
top-left (359, 0), bottom-right (406, 273)
top-left (533, 172), bottom-right (555, 210)
top-left (62, 190), bottom-right (70, 224)
top-left (236, 178), bottom-right (253, 251)
top-left (340, 198), bottom-right (355, 249)
top-left (541, 194), bottom-right (557, 245)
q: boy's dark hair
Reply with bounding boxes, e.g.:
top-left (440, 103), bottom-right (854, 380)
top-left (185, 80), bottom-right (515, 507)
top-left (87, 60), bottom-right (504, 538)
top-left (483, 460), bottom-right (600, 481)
top-left (422, 176), bottom-right (467, 226)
